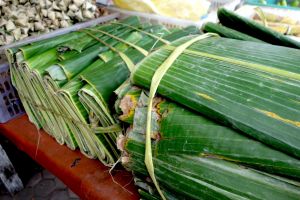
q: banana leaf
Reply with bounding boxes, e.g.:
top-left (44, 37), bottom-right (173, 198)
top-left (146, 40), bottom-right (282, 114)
top-left (217, 8), bottom-right (300, 48)
top-left (16, 31), bottom-right (85, 63)
top-left (10, 48), bottom-right (72, 146)
top-left (132, 34), bottom-right (300, 159)
top-left (80, 25), bottom-right (200, 112)
top-left (15, 19), bottom-right (165, 162)
top-left (38, 21), bottom-right (159, 161)
top-left (53, 27), bottom-right (147, 162)
top-left (58, 17), bottom-right (141, 53)
top-left (22, 48), bottom-right (77, 145)
top-left (122, 129), bottom-right (300, 200)
top-left (117, 87), bottom-right (300, 179)
top-left (202, 22), bottom-right (264, 43)
top-left (45, 44), bottom-right (108, 89)
top-left (5, 47), bottom-right (19, 69)
top-left (44, 18), bottom-right (143, 91)
top-left (119, 89), bottom-right (300, 198)
top-left (14, 17), bottom-right (145, 156)
top-left (5, 30), bottom-right (90, 134)
top-left (8, 31), bottom-right (97, 148)
top-left (74, 24), bottom-right (171, 163)
top-left (9, 63), bottom-right (41, 127)
top-left (76, 26), bottom-right (199, 163)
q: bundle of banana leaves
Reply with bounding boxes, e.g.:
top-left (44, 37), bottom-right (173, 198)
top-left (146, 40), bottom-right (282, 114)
top-left (6, 12), bottom-right (300, 199)
top-left (203, 8), bottom-right (300, 48)
top-left (41, 17), bottom-right (145, 160)
top-left (7, 17), bottom-right (146, 161)
top-left (6, 16), bottom-right (199, 165)
top-left (132, 34), bottom-right (300, 159)
top-left (75, 25), bottom-right (199, 162)
top-left (115, 85), bottom-right (300, 200)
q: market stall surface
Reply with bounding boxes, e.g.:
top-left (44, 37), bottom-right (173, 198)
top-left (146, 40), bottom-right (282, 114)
top-left (0, 115), bottom-right (138, 200)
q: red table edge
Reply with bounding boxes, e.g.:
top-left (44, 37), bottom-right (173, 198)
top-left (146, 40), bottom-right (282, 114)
top-left (0, 115), bottom-right (139, 200)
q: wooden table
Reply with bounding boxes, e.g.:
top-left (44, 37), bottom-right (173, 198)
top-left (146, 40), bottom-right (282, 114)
top-left (0, 115), bottom-right (139, 200)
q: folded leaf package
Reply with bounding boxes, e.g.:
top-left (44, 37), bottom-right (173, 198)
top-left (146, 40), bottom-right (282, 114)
top-left (132, 34), bottom-right (300, 159)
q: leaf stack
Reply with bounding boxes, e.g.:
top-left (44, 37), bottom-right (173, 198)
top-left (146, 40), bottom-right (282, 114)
top-left (6, 17), bottom-right (199, 165)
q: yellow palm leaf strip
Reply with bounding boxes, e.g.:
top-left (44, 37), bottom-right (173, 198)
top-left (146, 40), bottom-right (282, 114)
top-left (111, 22), bottom-right (171, 45)
top-left (79, 30), bottom-right (134, 72)
top-left (145, 33), bottom-right (218, 200)
top-left (118, 53), bottom-right (135, 72)
top-left (164, 46), bottom-right (300, 81)
top-left (255, 7), bottom-right (268, 27)
top-left (86, 28), bottom-right (149, 56)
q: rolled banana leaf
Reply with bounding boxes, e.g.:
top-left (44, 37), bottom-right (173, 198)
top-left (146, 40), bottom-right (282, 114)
top-left (117, 87), bottom-right (300, 179)
top-left (202, 22), bottom-right (264, 43)
top-left (58, 17), bottom-right (141, 53)
top-left (45, 44), bottom-right (108, 90)
top-left (23, 47), bottom-right (81, 149)
top-left (5, 47), bottom-right (19, 69)
top-left (217, 8), bottom-right (300, 48)
top-left (119, 88), bottom-right (300, 198)
top-left (132, 35), bottom-right (300, 159)
top-left (16, 31), bottom-right (85, 63)
top-left (18, 48), bottom-right (58, 127)
top-left (45, 18), bottom-right (142, 91)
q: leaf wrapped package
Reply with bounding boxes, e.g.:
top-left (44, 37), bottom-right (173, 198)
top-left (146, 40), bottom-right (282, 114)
top-left (117, 88), bottom-right (300, 179)
top-left (132, 35), bottom-right (300, 158)
top-left (119, 90), bottom-right (300, 200)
